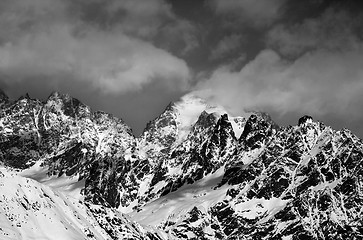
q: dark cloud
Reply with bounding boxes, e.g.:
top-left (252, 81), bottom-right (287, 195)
top-left (0, 0), bottom-right (191, 95)
top-left (267, 8), bottom-right (363, 57)
top-left (69, 0), bottom-right (175, 39)
top-left (209, 34), bottom-right (244, 61)
top-left (208, 0), bottom-right (287, 27)
top-left (155, 19), bottom-right (200, 56)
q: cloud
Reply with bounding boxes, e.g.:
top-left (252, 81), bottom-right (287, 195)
top-left (0, 0), bottom-right (191, 94)
top-left (210, 34), bottom-right (244, 60)
top-left (194, 8), bottom-right (363, 130)
top-left (267, 8), bottom-right (363, 57)
top-left (157, 19), bottom-right (200, 56)
top-left (196, 48), bottom-right (363, 120)
top-left (209, 0), bottom-right (287, 27)
top-left (102, 0), bottom-right (174, 39)
top-left (72, 0), bottom-right (199, 55)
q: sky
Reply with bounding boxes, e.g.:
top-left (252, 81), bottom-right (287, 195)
top-left (0, 0), bottom-right (362, 138)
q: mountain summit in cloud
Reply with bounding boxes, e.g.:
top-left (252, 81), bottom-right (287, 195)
top-left (0, 0), bottom-right (362, 138)
top-left (0, 1), bottom-right (363, 238)
top-left (0, 90), bottom-right (362, 239)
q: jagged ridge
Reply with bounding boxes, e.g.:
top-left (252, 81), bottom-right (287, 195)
top-left (0, 89), bottom-right (362, 239)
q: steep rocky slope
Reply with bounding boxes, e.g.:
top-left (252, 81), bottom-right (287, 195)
top-left (0, 90), bottom-right (362, 239)
top-left (0, 91), bottom-right (134, 174)
top-left (86, 93), bottom-right (247, 211)
top-left (132, 115), bottom-right (363, 239)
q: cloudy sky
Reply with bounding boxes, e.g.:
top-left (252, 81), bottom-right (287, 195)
top-left (0, 0), bottom-right (362, 137)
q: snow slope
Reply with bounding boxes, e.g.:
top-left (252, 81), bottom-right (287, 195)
top-left (131, 166), bottom-right (228, 227)
top-left (0, 167), bottom-right (166, 240)
top-left (0, 168), bottom-right (105, 240)
top-left (20, 161), bottom-right (85, 201)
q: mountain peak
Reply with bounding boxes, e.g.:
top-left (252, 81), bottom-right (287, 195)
top-left (45, 91), bottom-right (91, 118)
top-left (0, 89), bottom-right (9, 107)
top-left (143, 93), bottom-right (251, 145)
top-left (17, 92), bottom-right (32, 101)
top-left (47, 90), bottom-right (72, 102)
top-left (0, 88), bottom-right (8, 99)
top-left (298, 115), bottom-right (313, 126)
top-left (172, 93), bottom-right (229, 143)
top-left (47, 90), bottom-right (61, 99)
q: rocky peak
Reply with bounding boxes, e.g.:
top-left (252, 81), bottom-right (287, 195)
top-left (47, 91), bottom-right (72, 101)
top-left (146, 103), bottom-right (177, 132)
top-left (93, 111), bottom-right (126, 126)
top-left (298, 115), bottom-right (313, 126)
top-left (172, 93), bottom-right (229, 144)
top-left (240, 112), bottom-right (278, 150)
top-left (209, 114), bottom-right (237, 155)
top-left (45, 91), bottom-right (70, 112)
top-left (47, 90), bottom-right (60, 99)
top-left (45, 91), bottom-right (91, 119)
top-left (192, 111), bottom-right (218, 132)
top-left (139, 93), bottom-right (247, 151)
top-left (92, 110), bottom-right (135, 157)
top-left (0, 88), bottom-right (9, 105)
top-left (18, 92), bottom-right (31, 100)
top-left (212, 114), bottom-right (236, 143)
top-left (139, 102), bottom-right (178, 153)
top-left (0, 88), bottom-right (7, 98)
top-left (170, 111), bottom-right (220, 159)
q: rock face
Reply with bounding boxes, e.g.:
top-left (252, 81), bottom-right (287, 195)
top-left (86, 94), bottom-right (242, 210)
top-left (0, 91), bottom-right (135, 174)
top-left (0, 89), bottom-right (9, 108)
top-left (0, 89), bottom-right (363, 240)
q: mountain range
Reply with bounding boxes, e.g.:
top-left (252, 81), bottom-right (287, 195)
top-left (0, 89), bottom-right (362, 239)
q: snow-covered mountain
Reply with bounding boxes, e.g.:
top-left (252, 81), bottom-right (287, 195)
top-left (0, 90), bottom-right (362, 239)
